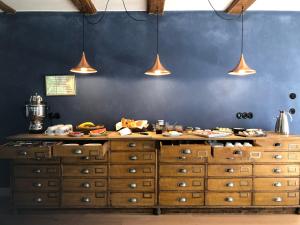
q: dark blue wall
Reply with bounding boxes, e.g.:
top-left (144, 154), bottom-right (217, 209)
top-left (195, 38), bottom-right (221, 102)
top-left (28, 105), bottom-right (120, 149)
top-left (0, 11), bottom-right (300, 187)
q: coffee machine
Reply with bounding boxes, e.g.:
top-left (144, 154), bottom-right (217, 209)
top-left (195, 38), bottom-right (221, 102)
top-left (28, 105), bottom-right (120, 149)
top-left (25, 93), bottom-right (47, 133)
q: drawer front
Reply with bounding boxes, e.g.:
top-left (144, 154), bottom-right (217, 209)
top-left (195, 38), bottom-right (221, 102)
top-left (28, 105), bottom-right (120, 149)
top-left (160, 178), bottom-right (204, 191)
top-left (14, 192), bottom-right (59, 208)
top-left (160, 145), bottom-right (210, 163)
top-left (255, 152), bottom-right (300, 163)
top-left (14, 165), bottom-right (60, 178)
top-left (14, 178), bottom-right (60, 191)
top-left (62, 192), bottom-right (107, 207)
top-left (254, 178), bottom-right (299, 191)
top-left (159, 192), bottom-right (204, 206)
top-left (110, 179), bottom-right (155, 192)
top-left (111, 141), bottom-right (155, 151)
top-left (110, 152), bottom-right (155, 164)
top-left (53, 143), bottom-right (105, 157)
top-left (62, 165), bottom-right (107, 177)
top-left (160, 165), bottom-right (205, 177)
top-left (206, 192), bottom-right (251, 206)
top-left (62, 155), bottom-right (107, 164)
top-left (255, 139), bottom-right (300, 150)
top-left (110, 165), bottom-right (155, 178)
top-left (207, 178), bottom-right (252, 191)
top-left (254, 165), bottom-right (300, 177)
top-left (14, 158), bottom-right (60, 164)
top-left (63, 179), bottom-right (107, 191)
top-left (110, 193), bottom-right (155, 207)
top-left (208, 165), bottom-right (252, 177)
top-left (254, 192), bottom-right (299, 206)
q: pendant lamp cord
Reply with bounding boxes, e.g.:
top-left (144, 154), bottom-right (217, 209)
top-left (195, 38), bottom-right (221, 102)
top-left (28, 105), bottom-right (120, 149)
top-left (241, 6), bottom-right (244, 55)
top-left (207, 0), bottom-right (242, 20)
top-left (156, 10), bottom-right (159, 54)
top-left (82, 14), bottom-right (85, 52)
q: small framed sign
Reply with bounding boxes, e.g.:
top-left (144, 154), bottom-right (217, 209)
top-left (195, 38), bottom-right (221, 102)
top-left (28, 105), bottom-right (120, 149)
top-left (45, 75), bottom-right (76, 96)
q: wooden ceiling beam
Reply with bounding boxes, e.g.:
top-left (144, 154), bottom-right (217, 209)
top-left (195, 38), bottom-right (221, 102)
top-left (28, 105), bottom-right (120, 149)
top-left (147, 0), bottom-right (166, 15)
top-left (70, 0), bottom-right (97, 15)
top-left (226, 0), bottom-right (256, 14)
top-left (0, 1), bottom-right (16, 14)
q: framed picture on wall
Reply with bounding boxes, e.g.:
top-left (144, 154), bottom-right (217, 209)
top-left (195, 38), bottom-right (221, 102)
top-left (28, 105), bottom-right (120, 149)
top-left (45, 75), bottom-right (77, 96)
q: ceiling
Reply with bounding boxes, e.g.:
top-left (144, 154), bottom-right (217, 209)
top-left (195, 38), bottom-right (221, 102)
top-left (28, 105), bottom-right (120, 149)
top-left (1, 0), bottom-right (300, 12)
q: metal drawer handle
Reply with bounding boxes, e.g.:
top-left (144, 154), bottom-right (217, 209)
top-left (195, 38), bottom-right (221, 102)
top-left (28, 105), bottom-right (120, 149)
top-left (178, 197), bottom-right (187, 203)
top-left (178, 182), bottom-right (187, 187)
top-left (274, 155), bottom-right (283, 160)
top-left (233, 150), bottom-right (243, 155)
top-left (225, 197), bottom-right (234, 202)
top-left (81, 197), bottom-right (91, 203)
top-left (178, 168), bottom-right (188, 174)
top-left (273, 197), bottom-right (282, 202)
top-left (178, 156), bottom-right (187, 160)
top-left (32, 169), bottom-right (41, 174)
top-left (182, 149), bottom-right (191, 154)
top-left (35, 197), bottom-right (43, 203)
top-left (129, 155), bottom-right (138, 161)
top-left (73, 149), bottom-right (83, 155)
top-left (81, 169), bottom-right (90, 174)
top-left (128, 198), bottom-right (137, 203)
top-left (273, 168), bottom-right (281, 174)
top-left (225, 168), bottom-right (234, 173)
top-left (128, 143), bottom-right (136, 148)
top-left (273, 182), bottom-right (282, 187)
top-left (129, 183), bottom-right (137, 189)
top-left (128, 168), bottom-right (137, 174)
top-left (82, 156), bottom-right (90, 160)
top-left (33, 182), bottom-right (43, 188)
top-left (19, 151), bottom-right (28, 156)
top-left (82, 182), bottom-right (91, 188)
top-left (226, 182), bottom-right (234, 187)
top-left (274, 143), bottom-right (282, 147)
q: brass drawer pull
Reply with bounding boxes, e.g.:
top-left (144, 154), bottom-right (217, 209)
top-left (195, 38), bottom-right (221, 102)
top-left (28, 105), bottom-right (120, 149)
top-left (32, 169), bottom-right (41, 174)
top-left (226, 182), bottom-right (234, 187)
top-left (273, 197), bottom-right (282, 202)
top-left (82, 156), bottom-right (90, 160)
top-left (82, 182), bottom-right (91, 188)
top-left (73, 149), bottom-right (83, 155)
top-left (33, 182), bottom-right (43, 188)
top-left (19, 151), bottom-right (28, 156)
top-left (35, 197), bottom-right (43, 203)
top-left (178, 182), bottom-right (187, 187)
top-left (233, 150), bottom-right (243, 155)
top-left (81, 169), bottom-right (90, 174)
top-left (225, 168), bottom-right (234, 173)
top-left (178, 197), bottom-right (187, 203)
top-left (181, 149), bottom-right (191, 154)
top-left (128, 168), bottom-right (137, 174)
top-left (274, 143), bottom-right (282, 147)
top-left (129, 183), bottom-right (137, 189)
top-left (128, 143), bottom-right (136, 148)
top-left (128, 198), bottom-right (137, 203)
top-left (273, 182), bottom-right (282, 187)
top-left (129, 155), bottom-right (138, 161)
top-left (274, 155), bottom-right (283, 160)
top-left (273, 168), bottom-right (281, 174)
top-left (81, 197), bottom-right (91, 203)
top-left (178, 156), bottom-right (187, 160)
top-left (225, 197), bottom-right (234, 202)
top-left (178, 168), bottom-right (188, 174)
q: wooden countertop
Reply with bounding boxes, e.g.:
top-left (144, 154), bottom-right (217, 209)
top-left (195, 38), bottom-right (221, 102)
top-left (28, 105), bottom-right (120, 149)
top-left (7, 132), bottom-right (300, 141)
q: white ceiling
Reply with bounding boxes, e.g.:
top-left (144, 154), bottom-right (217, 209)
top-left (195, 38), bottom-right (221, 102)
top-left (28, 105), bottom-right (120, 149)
top-left (2, 0), bottom-right (300, 12)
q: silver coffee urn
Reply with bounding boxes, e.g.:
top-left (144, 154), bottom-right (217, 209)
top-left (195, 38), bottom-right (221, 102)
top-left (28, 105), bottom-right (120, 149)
top-left (25, 93), bottom-right (47, 133)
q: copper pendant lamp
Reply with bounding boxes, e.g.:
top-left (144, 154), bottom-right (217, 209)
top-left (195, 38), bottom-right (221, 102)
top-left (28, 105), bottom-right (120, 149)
top-left (228, 7), bottom-right (256, 76)
top-left (70, 14), bottom-right (97, 74)
top-left (145, 11), bottom-right (171, 76)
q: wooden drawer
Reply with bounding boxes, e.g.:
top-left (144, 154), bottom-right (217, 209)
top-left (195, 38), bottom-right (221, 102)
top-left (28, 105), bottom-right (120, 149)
top-left (254, 192), bottom-right (299, 206)
top-left (255, 139), bottom-right (300, 151)
top-left (53, 142), bottom-right (108, 158)
top-left (62, 165), bottom-right (107, 177)
top-left (160, 178), bottom-right (204, 191)
top-left (14, 178), bottom-right (60, 192)
top-left (14, 158), bottom-right (60, 164)
top-left (110, 193), bottom-right (155, 207)
top-left (255, 151), bottom-right (300, 163)
top-left (111, 141), bottom-right (155, 151)
top-left (159, 192), bottom-right (204, 206)
top-left (110, 165), bottom-right (155, 178)
top-left (254, 165), bottom-right (300, 177)
top-left (160, 165), bottom-right (205, 177)
top-left (110, 151), bottom-right (155, 164)
top-left (160, 144), bottom-right (210, 163)
top-left (14, 192), bottom-right (59, 208)
top-left (14, 165), bottom-right (60, 178)
top-left (62, 192), bottom-right (107, 207)
top-left (62, 155), bottom-right (107, 164)
top-left (206, 192), bottom-right (251, 206)
top-left (254, 178), bottom-right (299, 191)
top-left (63, 179), bottom-right (107, 192)
top-left (110, 179), bottom-right (155, 192)
top-left (208, 165), bottom-right (252, 177)
top-left (207, 178), bottom-right (252, 191)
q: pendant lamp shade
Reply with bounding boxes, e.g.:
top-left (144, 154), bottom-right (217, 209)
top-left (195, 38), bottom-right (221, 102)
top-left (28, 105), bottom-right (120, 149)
top-left (70, 14), bottom-right (97, 74)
